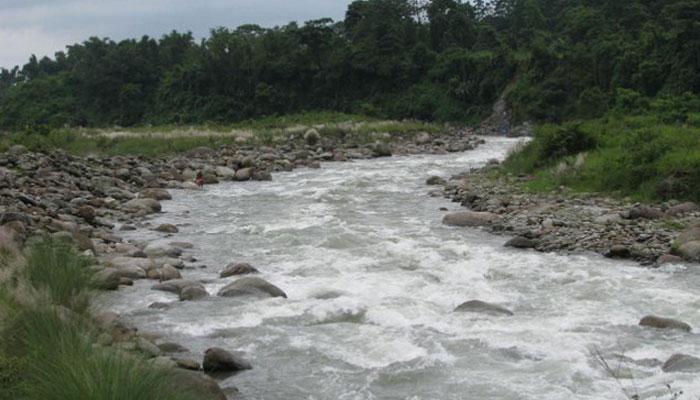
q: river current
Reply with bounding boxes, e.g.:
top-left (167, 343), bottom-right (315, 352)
top-left (104, 137), bottom-right (700, 400)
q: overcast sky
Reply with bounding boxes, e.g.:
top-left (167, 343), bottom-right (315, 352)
top-left (0, 0), bottom-right (351, 69)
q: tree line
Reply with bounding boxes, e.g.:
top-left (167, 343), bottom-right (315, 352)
top-left (0, 0), bottom-right (698, 129)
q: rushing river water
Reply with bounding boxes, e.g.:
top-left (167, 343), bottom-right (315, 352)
top-left (104, 137), bottom-right (700, 400)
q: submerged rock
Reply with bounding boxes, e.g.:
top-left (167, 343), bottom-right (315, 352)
top-left (203, 347), bottom-right (252, 373)
top-left (426, 176), bottom-right (446, 185)
top-left (443, 211), bottom-right (501, 227)
top-left (662, 354), bottom-right (700, 373)
top-left (218, 277), bottom-right (287, 298)
top-left (454, 300), bottom-right (513, 316)
top-left (170, 369), bottom-right (228, 400)
top-left (180, 285), bottom-right (209, 301)
top-left (639, 315), bottom-right (692, 332)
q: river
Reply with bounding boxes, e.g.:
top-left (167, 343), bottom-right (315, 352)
top-left (103, 137), bottom-right (700, 400)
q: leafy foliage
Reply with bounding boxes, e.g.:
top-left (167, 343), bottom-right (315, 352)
top-left (2, 0), bottom-right (697, 129)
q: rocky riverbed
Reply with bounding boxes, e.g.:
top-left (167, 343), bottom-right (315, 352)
top-left (0, 129), bottom-right (482, 398)
top-left (437, 164), bottom-right (700, 266)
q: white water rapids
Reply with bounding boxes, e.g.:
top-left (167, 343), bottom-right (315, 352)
top-left (104, 137), bottom-right (700, 400)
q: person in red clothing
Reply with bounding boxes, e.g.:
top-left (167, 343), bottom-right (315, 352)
top-left (195, 172), bottom-right (205, 188)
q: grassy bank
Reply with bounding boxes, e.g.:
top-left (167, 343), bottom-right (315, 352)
top-left (0, 237), bottom-right (200, 400)
top-left (503, 106), bottom-right (700, 203)
top-left (0, 111), bottom-right (446, 157)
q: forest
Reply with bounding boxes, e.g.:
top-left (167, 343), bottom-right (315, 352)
top-left (0, 0), bottom-right (699, 129)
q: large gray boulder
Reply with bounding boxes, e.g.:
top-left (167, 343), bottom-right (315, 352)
top-left (504, 236), bottom-right (537, 249)
top-left (234, 168), bottom-right (253, 181)
top-left (454, 300), bottom-right (513, 316)
top-left (144, 241), bottom-right (182, 258)
top-left (443, 211), bottom-right (501, 227)
top-left (202, 347), bottom-right (252, 373)
top-left (662, 354), bottom-right (700, 373)
top-left (639, 315), bottom-right (692, 332)
top-left (218, 277), bottom-right (287, 298)
top-left (220, 262), bottom-right (259, 278)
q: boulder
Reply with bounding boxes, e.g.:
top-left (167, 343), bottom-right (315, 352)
top-left (215, 166), bottom-right (237, 180)
top-left (107, 257), bottom-right (155, 272)
top-left (628, 206), bottom-right (664, 220)
top-left (252, 170), bottom-right (272, 181)
top-left (139, 188), bottom-right (172, 201)
top-left (442, 211), bottom-right (501, 227)
top-left (426, 176), bottom-right (446, 185)
top-left (676, 227), bottom-right (700, 246)
top-left (504, 236), bottom-right (537, 249)
top-left (136, 337), bottom-right (162, 358)
top-left (678, 241), bottom-right (700, 262)
top-left (152, 279), bottom-right (204, 295)
top-left (159, 265), bottom-right (182, 281)
top-left (605, 245), bottom-right (631, 259)
top-left (657, 254), bottom-right (684, 265)
top-left (220, 262), bottom-right (259, 278)
top-left (371, 143), bottom-right (392, 158)
top-left (639, 315), bottom-right (691, 332)
top-left (170, 369), bottom-right (227, 400)
top-left (218, 277), bottom-right (287, 298)
top-left (662, 354), bottom-right (700, 373)
top-left (124, 198), bottom-right (161, 214)
top-left (174, 358), bottom-right (201, 371)
top-left (157, 342), bottom-right (188, 353)
top-left (180, 285), bottom-right (209, 301)
top-left (234, 168), bottom-right (253, 181)
top-left (144, 241), bottom-right (182, 258)
top-left (155, 224), bottom-right (179, 234)
top-left (92, 268), bottom-right (121, 290)
top-left (76, 205), bottom-right (96, 222)
top-left (415, 132), bottom-right (431, 145)
top-left (454, 300), bottom-right (513, 316)
top-left (202, 347), bottom-right (252, 373)
top-left (666, 202), bottom-right (699, 217)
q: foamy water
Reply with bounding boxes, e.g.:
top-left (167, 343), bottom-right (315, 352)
top-left (104, 137), bottom-right (700, 400)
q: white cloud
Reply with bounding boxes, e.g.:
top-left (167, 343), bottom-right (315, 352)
top-left (0, 0), bottom-right (350, 68)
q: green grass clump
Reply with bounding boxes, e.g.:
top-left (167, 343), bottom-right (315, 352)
top-left (1, 308), bottom-right (199, 400)
top-left (25, 237), bottom-right (95, 313)
top-left (0, 238), bottom-right (201, 400)
top-left (504, 111), bottom-right (700, 202)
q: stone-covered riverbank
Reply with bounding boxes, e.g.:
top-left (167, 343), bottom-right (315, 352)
top-left (436, 163), bottom-right (700, 266)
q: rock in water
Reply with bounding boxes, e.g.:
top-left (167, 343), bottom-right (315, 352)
top-left (454, 300), bottom-right (513, 316)
top-left (426, 176), bottom-right (446, 185)
top-left (662, 354), bottom-right (700, 373)
top-left (639, 315), bottom-right (692, 332)
top-left (202, 347), bottom-right (252, 372)
top-left (155, 223), bottom-right (179, 233)
top-left (220, 262), bottom-right (259, 278)
top-left (180, 285), bottom-right (209, 301)
top-left (217, 277), bottom-right (287, 298)
top-left (442, 211), bottom-right (501, 227)
top-left (504, 236), bottom-right (537, 249)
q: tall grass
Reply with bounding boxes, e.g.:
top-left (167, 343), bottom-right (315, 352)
top-left (24, 237), bottom-right (94, 313)
top-left (0, 239), bottom-right (201, 400)
top-left (1, 308), bottom-right (199, 400)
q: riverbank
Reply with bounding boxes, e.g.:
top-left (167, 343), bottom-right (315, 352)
top-left (0, 127), bottom-right (481, 398)
top-left (438, 163), bottom-right (700, 266)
